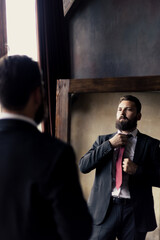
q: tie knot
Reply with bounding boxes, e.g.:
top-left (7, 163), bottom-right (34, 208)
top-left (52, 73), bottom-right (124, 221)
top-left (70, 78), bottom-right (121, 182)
top-left (127, 134), bottom-right (133, 138)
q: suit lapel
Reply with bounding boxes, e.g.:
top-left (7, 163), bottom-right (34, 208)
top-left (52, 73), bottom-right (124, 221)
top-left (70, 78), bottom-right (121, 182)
top-left (133, 131), bottom-right (147, 164)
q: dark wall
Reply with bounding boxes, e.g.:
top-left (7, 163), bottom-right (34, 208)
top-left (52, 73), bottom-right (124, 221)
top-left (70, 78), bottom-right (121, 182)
top-left (68, 0), bottom-right (160, 78)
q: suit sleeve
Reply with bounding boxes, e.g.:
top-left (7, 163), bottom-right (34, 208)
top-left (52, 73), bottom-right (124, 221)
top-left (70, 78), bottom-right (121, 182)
top-left (79, 136), bottom-right (113, 174)
top-left (44, 145), bottom-right (92, 240)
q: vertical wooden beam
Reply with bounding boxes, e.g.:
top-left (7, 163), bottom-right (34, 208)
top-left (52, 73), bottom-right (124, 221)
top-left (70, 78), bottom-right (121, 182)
top-left (0, 0), bottom-right (7, 57)
top-left (56, 79), bottom-right (70, 143)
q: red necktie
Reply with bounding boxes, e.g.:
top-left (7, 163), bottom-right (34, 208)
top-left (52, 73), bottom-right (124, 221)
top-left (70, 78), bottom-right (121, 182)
top-left (116, 146), bottom-right (125, 189)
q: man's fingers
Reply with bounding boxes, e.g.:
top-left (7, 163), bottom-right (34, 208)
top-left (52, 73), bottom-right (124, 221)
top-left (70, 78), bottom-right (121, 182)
top-left (122, 158), bottom-right (129, 172)
top-left (109, 133), bottom-right (129, 148)
top-left (118, 134), bottom-right (129, 145)
top-left (122, 158), bottom-right (137, 175)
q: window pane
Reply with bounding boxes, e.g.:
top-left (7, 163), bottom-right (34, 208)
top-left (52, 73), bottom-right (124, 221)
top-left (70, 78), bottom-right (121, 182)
top-left (6, 0), bottom-right (37, 60)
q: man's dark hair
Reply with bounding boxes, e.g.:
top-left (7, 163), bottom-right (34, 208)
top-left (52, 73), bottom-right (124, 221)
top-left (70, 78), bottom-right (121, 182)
top-left (119, 95), bottom-right (142, 113)
top-left (0, 55), bottom-right (42, 110)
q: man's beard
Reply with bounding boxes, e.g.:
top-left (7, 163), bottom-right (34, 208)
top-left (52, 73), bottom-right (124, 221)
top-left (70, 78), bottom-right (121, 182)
top-left (115, 116), bottom-right (137, 131)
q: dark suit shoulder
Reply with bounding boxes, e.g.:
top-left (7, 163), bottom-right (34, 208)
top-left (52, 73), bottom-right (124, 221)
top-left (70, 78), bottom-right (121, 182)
top-left (138, 131), bottom-right (160, 143)
top-left (40, 132), bottom-right (74, 157)
top-left (24, 131), bottom-right (76, 183)
top-left (35, 133), bottom-right (75, 170)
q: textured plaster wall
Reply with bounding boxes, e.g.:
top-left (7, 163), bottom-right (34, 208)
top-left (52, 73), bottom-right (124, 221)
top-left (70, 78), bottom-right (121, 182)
top-left (71, 92), bottom-right (160, 239)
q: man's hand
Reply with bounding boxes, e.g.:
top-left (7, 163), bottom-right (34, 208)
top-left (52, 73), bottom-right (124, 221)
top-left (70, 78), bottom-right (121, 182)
top-left (122, 158), bottom-right (138, 175)
top-left (109, 133), bottom-right (128, 148)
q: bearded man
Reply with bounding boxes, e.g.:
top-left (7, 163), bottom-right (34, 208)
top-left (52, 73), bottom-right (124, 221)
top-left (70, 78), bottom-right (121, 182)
top-left (0, 55), bottom-right (92, 240)
top-left (79, 95), bottom-right (160, 240)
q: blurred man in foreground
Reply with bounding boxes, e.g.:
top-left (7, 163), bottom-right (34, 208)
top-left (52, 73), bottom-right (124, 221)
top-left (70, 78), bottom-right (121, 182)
top-left (0, 55), bottom-right (92, 240)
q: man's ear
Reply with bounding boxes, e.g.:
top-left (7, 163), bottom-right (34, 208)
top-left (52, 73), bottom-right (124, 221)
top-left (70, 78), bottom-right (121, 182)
top-left (137, 112), bottom-right (142, 121)
top-left (32, 87), bottom-right (42, 108)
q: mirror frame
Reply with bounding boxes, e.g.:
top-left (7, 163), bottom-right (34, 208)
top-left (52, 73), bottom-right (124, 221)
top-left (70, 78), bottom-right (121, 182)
top-left (56, 76), bottom-right (160, 142)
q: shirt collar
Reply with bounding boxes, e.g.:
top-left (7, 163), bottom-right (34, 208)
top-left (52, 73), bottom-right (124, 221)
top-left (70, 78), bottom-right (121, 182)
top-left (0, 112), bottom-right (37, 127)
top-left (118, 128), bottom-right (138, 138)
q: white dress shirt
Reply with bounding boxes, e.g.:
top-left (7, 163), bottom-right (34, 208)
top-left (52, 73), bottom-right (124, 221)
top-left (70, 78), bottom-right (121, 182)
top-left (111, 129), bottom-right (138, 199)
top-left (0, 112), bottom-right (37, 127)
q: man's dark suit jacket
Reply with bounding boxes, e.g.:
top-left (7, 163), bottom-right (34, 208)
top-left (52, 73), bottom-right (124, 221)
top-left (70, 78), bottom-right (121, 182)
top-left (79, 131), bottom-right (160, 232)
top-left (0, 119), bottom-right (92, 240)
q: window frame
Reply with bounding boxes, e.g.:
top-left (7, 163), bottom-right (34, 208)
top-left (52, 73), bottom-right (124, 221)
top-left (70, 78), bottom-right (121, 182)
top-left (0, 0), bottom-right (7, 57)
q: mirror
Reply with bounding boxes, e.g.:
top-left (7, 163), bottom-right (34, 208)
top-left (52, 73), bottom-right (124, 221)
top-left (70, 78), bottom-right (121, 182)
top-left (71, 92), bottom-right (160, 196)
top-left (56, 77), bottom-right (160, 240)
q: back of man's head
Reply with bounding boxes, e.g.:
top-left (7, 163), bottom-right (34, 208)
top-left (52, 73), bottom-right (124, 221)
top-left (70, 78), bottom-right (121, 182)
top-left (0, 55), bottom-right (42, 111)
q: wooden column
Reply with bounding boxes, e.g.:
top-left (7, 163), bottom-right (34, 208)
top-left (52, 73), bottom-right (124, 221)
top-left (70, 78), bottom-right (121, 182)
top-left (56, 79), bottom-right (70, 143)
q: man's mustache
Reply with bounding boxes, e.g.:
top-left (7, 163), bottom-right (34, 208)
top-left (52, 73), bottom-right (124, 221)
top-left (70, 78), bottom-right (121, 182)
top-left (119, 115), bottom-right (129, 120)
